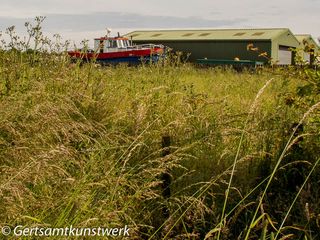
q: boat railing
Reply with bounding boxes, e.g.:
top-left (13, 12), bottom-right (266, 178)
top-left (134, 43), bottom-right (165, 49)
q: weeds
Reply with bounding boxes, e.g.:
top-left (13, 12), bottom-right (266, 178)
top-left (0, 18), bottom-right (319, 239)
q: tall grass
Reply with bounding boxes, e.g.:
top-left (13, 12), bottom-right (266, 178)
top-left (0, 18), bottom-right (320, 239)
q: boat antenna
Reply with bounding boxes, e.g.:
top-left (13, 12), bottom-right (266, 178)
top-left (106, 28), bottom-right (112, 37)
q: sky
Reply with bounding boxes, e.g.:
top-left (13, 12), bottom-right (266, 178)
top-left (0, 0), bottom-right (319, 47)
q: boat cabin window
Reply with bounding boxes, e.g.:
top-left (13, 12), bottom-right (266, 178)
top-left (94, 39), bottom-right (131, 51)
top-left (117, 40), bottom-right (125, 48)
top-left (115, 39), bottom-right (130, 48)
top-left (123, 40), bottom-right (130, 47)
top-left (109, 40), bottom-right (117, 48)
top-left (104, 40), bottom-right (110, 48)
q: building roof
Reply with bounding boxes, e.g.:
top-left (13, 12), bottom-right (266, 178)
top-left (125, 28), bottom-right (296, 41)
top-left (295, 34), bottom-right (319, 49)
top-left (295, 34), bottom-right (311, 42)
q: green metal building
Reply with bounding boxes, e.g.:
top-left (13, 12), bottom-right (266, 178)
top-left (125, 28), bottom-right (300, 65)
top-left (295, 34), bottom-right (319, 64)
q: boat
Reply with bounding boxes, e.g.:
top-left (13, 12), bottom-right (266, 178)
top-left (68, 32), bottom-right (165, 64)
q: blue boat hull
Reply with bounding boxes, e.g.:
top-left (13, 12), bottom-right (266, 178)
top-left (96, 55), bottom-right (161, 64)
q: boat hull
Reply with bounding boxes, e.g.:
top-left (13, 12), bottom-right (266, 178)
top-left (95, 55), bottom-right (161, 64)
top-left (68, 48), bottom-right (164, 64)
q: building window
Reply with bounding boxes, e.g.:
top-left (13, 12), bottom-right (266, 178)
top-left (199, 33), bottom-right (211, 36)
top-left (182, 33), bottom-right (194, 37)
top-left (233, 33), bottom-right (245, 36)
top-left (252, 32), bottom-right (264, 36)
top-left (151, 33), bottom-right (162, 37)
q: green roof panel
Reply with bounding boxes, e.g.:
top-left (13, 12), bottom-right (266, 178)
top-left (295, 34), bottom-right (319, 48)
top-left (125, 28), bottom-right (296, 41)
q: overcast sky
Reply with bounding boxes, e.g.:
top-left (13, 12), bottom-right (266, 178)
top-left (0, 0), bottom-right (319, 46)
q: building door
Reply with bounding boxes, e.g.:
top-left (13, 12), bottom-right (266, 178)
top-left (278, 45), bottom-right (292, 65)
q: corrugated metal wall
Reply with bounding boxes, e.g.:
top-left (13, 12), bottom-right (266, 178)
top-left (134, 40), bottom-right (272, 62)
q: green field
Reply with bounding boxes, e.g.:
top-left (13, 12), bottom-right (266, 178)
top-left (0, 23), bottom-right (320, 239)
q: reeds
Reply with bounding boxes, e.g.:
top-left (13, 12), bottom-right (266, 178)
top-left (0, 18), bottom-right (320, 239)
